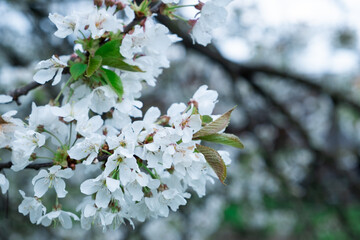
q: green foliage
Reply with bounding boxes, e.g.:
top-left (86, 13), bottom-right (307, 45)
top-left (95, 40), bottom-right (122, 59)
top-left (95, 39), bottom-right (142, 72)
top-left (197, 133), bottom-right (244, 149)
top-left (70, 63), bottom-right (87, 80)
top-left (86, 55), bottom-right (102, 77)
top-left (101, 68), bottom-right (124, 100)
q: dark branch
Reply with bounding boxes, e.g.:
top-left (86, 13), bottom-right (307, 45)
top-left (0, 161), bottom-right (53, 170)
top-left (8, 82), bottom-right (41, 105)
top-left (0, 153), bottom-right (110, 171)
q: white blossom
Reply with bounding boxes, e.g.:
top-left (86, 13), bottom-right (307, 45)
top-left (37, 210), bottom-right (79, 229)
top-left (191, 85), bottom-right (218, 115)
top-left (32, 166), bottom-right (74, 198)
top-left (33, 55), bottom-right (69, 86)
top-left (191, 0), bottom-right (232, 46)
top-left (49, 13), bottom-right (78, 38)
top-left (18, 190), bottom-right (46, 223)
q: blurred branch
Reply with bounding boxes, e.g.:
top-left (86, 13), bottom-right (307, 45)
top-left (8, 82), bottom-right (41, 105)
top-left (156, 15), bottom-right (360, 113)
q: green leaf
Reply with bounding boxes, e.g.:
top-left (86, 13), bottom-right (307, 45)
top-left (86, 55), bottom-right (102, 77)
top-left (193, 106), bottom-right (236, 139)
top-left (94, 39), bottom-right (143, 72)
top-left (196, 144), bottom-right (227, 184)
top-left (70, 63), bottom-right (87, 80)
top-left (196, 133), bottom-right (244, 149)
top-left (101, 68), bottom-right (124, 100)
top-left (101, 57), bottom-right (143, 72)
top-left (95, 40), bottom-right (122, 59)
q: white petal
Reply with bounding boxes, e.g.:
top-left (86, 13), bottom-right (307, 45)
top-left (80, 179), bottom-right (100, 195)
top-left (34, 178), bottom-right (50, 198)
top-left (32, 169), bottom-right (48, 185)
top-left (106, 177), bottom-right (120, 193)
top-left (0, 95), bottom-right (13, 104)
top-left (84, 204), bottom-right (97, 217)
top-left (54, 178), bottom-right (67, 198)
top-left (33, 69), bottom-right (57, 84)
top-left (56, 168), bottom-right (74, 179)
top-left (95, 188), bottom-right (111, 208)
top-left (59, 212), bottom-right (72, 229)
top-left (52, 69), bottom-right (63, 86)
top-left (143, 107), bottom-right (160, 125)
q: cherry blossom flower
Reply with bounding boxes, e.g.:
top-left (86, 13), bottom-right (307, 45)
top-left (32, 166), bottom-right (74, 198)
top-left (37, 210), bottom-right (79, 229)
top-left (18, 190), bottom-right (46, 223)
top-left (33, 55), bottom-right (69, 86)
top-left (191, 0), bottom-right (233, 46)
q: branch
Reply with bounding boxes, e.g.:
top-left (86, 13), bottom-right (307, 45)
top-left (0, 153), bottom-right (110, 171)
top-left (8, 82), bottom-right (41, 105)
top-left (0, 161), bottom-right (53, 170)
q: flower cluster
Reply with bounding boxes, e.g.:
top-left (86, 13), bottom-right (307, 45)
top-left (0, 0), bottom-right (241, 230)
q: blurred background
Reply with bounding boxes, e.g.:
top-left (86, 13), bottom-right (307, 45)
top-left (1, 0), bottom-right (360, 239)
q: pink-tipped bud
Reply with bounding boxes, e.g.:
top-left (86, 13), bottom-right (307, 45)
top-left (195, 1), bottom-right (205, 11)
top-left (105, 0), bottom-right (115, 7)
top-left (93, 0), bottom-right (103, 7)
top-left (188, 19), bottom-right (198, 27)
top-left (115, 1), bottom-right (126, 11)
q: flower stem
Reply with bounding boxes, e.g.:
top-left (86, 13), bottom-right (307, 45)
top-left (173, 14), bottom-right (188, 22)
top-left (42, 145), bottom-right (56, 155)
top-left (43, 129), bottom-right (64, 147)
top-left (142, 165), bottom-right (157, 179)
top-left (54, 77), bottom-right (73, 105)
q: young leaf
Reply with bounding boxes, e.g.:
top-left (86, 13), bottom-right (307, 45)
top-left (70, 63), bottom-right (87, 80)
top-left (101, 57), bottom-right (143, 72)
top-left (86, 55), bottom-right (102, 77)
top-left (101, 68), bottom-right (124, 100)
top-left (196, 133), bottom-right (244, 149)
top-left (196, 144), bottom-right (227, 184)
top-left (95, 40), bottom-right (122, 59)
top-left (193, 106), bottom-right (236, 139)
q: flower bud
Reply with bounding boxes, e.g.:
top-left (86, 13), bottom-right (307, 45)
top-left (105, 0), bottom-right (115, 7)
top-left (195, 1), bottom-right (205, 11)
top-left (93, 0), bottom-right (103, 7)
top-left (115, 1), bottom-right (125, 11)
